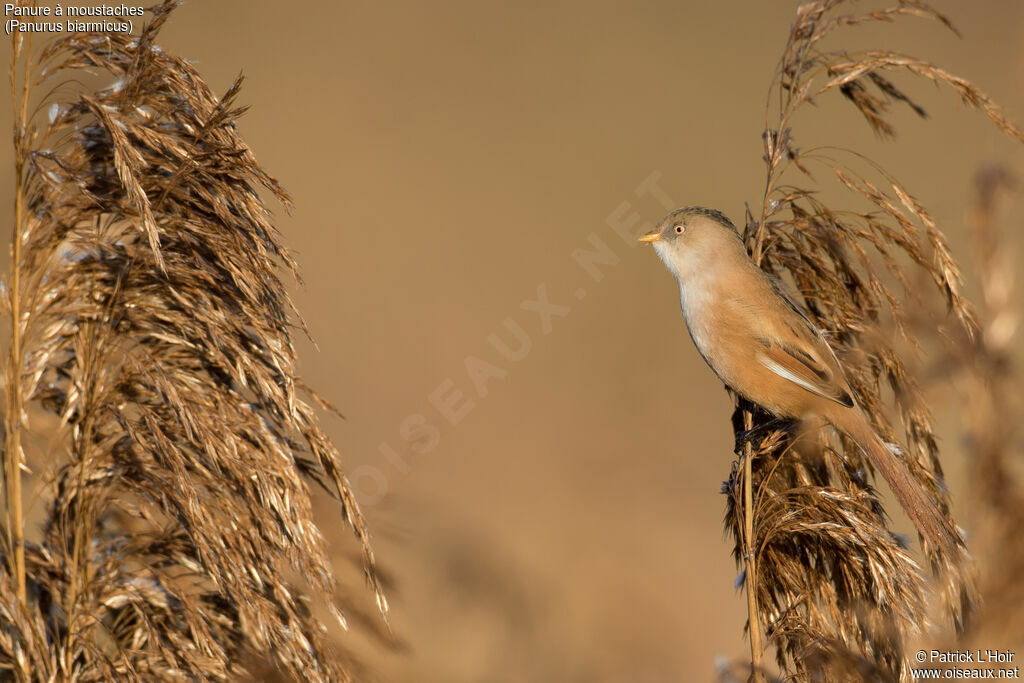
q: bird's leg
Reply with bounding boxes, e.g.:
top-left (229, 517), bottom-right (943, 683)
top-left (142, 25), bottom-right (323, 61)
top-left (733, 417), bottom-right (791, 452)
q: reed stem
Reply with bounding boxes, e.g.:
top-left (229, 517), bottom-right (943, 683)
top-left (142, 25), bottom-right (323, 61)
top-left (5, 4), bottom-right (31, 610)
top-left (742, 410), bottom-right (765, 682)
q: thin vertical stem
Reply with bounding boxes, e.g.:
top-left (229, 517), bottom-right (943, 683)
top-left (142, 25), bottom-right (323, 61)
top-left (5, 1), bottom-right (34, 609)
top-left (6, 189), bottom-right (27, 606)
top-left (742, 411), bottom-right (765, 683)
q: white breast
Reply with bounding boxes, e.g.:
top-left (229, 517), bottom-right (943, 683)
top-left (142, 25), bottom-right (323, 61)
top-left (677, 277), bottom-right (716, 361)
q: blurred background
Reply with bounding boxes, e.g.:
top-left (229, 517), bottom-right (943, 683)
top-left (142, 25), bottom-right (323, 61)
top-left (4, 1), bottom-right (1024, 680)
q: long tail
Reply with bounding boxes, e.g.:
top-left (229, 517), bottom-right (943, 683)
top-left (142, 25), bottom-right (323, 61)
top-left (837, 410), bottom-right (962, 556)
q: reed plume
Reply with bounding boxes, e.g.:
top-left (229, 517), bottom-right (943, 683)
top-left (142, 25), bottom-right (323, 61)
top-left (722, 1), bottom-right (1024, 679)
top-left (951, 166), bottom-right (1024, 649)
top-left (2, 2), bottom-right (384, 679)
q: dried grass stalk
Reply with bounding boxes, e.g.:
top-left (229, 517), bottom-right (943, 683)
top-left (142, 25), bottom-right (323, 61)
top-left (1, 2), bottom-right (384, 680)
top-left (722, 2), bottom-right (1024, 679)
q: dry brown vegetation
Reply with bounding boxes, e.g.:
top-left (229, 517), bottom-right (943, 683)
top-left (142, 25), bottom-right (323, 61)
top-left (724, 1), bottom-right (1024, 681)
top-left (949, 166), bottom-right (1024, 656)
top-left (2, 1), bottom-right (384, 679)
top-left (3, 1), bottom-right (1023, 682)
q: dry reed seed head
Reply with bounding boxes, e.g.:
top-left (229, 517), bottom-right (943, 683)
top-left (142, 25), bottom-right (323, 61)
top-left (724, 0), bottom-right (1024, 679)
top-left (943, 166), bottom-right (1024, 648)
top-left (2, 1), bottom-right (382, 680)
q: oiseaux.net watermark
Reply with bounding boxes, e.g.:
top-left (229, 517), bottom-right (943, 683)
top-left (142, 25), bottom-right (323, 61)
top-left (911, 648), bottom-right (1019, 679)
top-left (349, 171), bottom-right (676, 505)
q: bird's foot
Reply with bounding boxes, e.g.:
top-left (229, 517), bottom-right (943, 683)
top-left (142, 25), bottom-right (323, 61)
top-left (733, 417), bottom-right (790, 452)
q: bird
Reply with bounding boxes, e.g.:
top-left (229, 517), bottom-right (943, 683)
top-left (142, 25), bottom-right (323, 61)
top-left (639, 205), bottom-right (961, 556)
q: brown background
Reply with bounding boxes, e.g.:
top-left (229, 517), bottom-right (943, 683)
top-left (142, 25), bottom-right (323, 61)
top-left (4, 1), bottom-right (1024, 680)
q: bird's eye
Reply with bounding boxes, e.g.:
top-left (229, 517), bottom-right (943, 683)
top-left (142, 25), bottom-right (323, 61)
top-left (674, 225), bottom-right (685, 234)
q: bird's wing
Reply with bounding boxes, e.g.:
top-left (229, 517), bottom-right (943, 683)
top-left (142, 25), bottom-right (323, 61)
top-left (754, 277), bottom-right (855, 408)
top-left (755, 340), bottom-right (854, 408)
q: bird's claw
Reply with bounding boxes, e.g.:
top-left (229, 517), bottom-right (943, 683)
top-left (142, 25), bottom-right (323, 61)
top-left (733, 417), bottom-right (789, 452)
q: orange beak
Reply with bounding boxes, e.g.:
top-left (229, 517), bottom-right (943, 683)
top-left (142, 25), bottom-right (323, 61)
top-left (638, 229), bottom-right (661, 243)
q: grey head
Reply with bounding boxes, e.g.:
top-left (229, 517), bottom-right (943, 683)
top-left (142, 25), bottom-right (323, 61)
top-left (638, 206), bottom-right (745, 281)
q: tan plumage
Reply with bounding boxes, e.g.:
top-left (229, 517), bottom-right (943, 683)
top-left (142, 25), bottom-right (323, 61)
top-left (642, 206), bottom-right (961, 556)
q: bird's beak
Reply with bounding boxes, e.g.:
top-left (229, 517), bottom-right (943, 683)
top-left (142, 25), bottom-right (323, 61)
top-left (638, 229), bottom-right (661, 243)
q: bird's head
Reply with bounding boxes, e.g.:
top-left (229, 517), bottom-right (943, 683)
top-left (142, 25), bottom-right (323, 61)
top-left (639, 206), bottom-right (744, 281)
